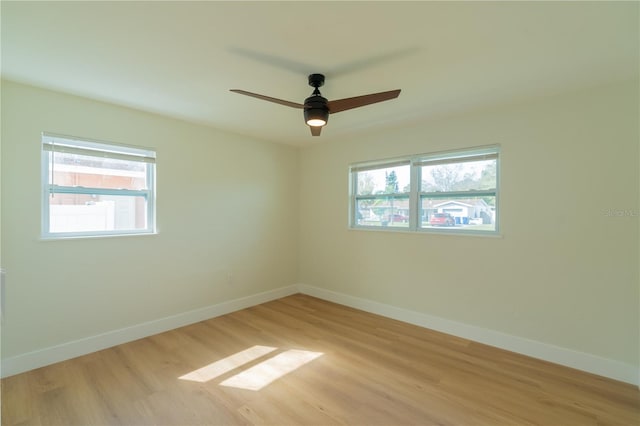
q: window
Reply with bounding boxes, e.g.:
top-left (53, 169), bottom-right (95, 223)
top-left (352, 160), bottom-right (411, 228)
top-left (350, 146), bottom-right (499, 235)
top-left (41, 133), bottom-right (156, 238)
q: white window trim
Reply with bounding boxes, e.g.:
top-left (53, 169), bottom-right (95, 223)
top-left (349, 158), bottom-right (411, 229)
top-left (41, 132), bottom-right (157, 239)
top-left (349, 145), bottom-right (500, 236)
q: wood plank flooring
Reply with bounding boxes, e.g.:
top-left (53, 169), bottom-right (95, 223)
top-left (2, 294), bottom-right (639, 425)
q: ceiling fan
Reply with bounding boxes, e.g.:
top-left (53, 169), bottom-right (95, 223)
top-left (230, 74), bottom-right (401, 136)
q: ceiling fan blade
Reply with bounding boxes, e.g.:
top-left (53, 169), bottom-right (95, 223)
top-left (230, 89), bottom-right (304, 109)
top-left (328, 89), bottom-right (401, 114)
top-left (310, 126), bottom-right (322, 136)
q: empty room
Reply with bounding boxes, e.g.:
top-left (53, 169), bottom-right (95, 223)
top-left (1, 1), bottom-right (639, 425)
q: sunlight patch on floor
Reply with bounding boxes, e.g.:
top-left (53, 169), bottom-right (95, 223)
top-left (220, 349), bottom-right (323, 391)
top-left (179, 345), bottom-right (277, 383)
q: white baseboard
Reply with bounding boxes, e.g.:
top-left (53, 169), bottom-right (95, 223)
top-left (3, 283), bottom-right (638, 387)
top-left (298, 284), bottom-right (639, 386)
top-left (1, 285), bottom-right (298, 378)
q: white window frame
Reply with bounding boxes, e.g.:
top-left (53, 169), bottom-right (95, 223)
top-left (349, 145), bottom-right (500, 235)
top-left (350, 158), bottom-right (412, 228)
top-left (41, 133), bottom-right (156, 239)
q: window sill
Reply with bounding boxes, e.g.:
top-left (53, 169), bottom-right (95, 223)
top-left (39, 231), bottom-right (158, 242)
top-left (348, 226), bottom-right (503, 238)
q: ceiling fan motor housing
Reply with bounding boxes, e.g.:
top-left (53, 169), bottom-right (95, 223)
top-left (304, 95), bottom-right (329, 126)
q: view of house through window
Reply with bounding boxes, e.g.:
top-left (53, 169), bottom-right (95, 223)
top-left (42, 133), bottom-right (156, 238)
top-left (419, 153), bottom-right (497, 231)
top-left (350, 146), bottom-right (499, 234)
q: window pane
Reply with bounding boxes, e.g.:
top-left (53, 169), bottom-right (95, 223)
top-left (49, 151), bottom-right (148, 190)
top-left (355, 196), bottom-right (409, 228)
top-left (49, 194), bottom-right (148, 233)
top-left (421, 158), bottom-right (496, 192)
top-left (356, 164), bottom-right (410, 195)
top-left (420, 196), bottom-right (496, 231)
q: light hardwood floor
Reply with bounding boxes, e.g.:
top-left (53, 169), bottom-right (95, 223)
top-left (2, 294), bottom-right (639, 425)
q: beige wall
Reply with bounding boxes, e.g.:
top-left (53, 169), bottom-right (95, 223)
top-left (1, 78), bottom-right (638, 380)
top-left (299, 80), bottom-right (639, 368)
top-left (0, 80), bottom-right (299, 358)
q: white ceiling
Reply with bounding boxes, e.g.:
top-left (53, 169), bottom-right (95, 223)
top-left (2, 1), bottom-right (638, 146)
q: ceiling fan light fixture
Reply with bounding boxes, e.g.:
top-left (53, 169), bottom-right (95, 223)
top-left (306, 117), bottom-right (327, 127)
top-left (304, 97), bottom-right (329, 127)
